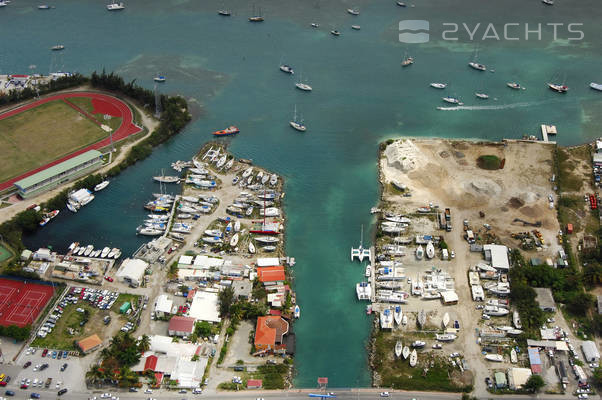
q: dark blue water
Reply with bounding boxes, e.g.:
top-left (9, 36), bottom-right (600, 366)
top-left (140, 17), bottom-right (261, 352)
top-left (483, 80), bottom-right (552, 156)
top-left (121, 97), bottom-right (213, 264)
top-left (3, 0), bottom-right (601, 387)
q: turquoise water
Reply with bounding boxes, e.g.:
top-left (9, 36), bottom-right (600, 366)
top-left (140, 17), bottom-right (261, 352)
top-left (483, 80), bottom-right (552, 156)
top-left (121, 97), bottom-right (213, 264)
top-left (4, 0), bottom-right (601, 388)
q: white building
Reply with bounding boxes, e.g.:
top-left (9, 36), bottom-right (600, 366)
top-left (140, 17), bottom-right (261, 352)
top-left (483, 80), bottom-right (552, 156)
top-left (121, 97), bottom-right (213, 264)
top-left (193, 255), bottom-right (224, 270)
top-left (188, 290), bottom-right (221, 323)
top-left (116, 258), bottom-right (148, 287)
top-left (582, 341), bottom-right (600, 363)
top-left (257, 257), bottom-right (280, 267)
top-left (483, 244), bottom-right (510, 271)
top-left (33, 248), bottom-right (55, 262)
top-left (154, 294), bottom-right (174, 318)
top-left (507, 368), bottom-right (532, 390)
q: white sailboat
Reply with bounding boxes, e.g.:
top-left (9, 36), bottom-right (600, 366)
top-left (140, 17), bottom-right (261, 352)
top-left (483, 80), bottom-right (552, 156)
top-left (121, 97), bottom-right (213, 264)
top-left (394, 306), bottom-right (402, 325)
top-left (442, 312), bottom-right (450, 329)
top-left (402, 345), bottom-right (410, 359)
top-left (409, 349), bottom-right (418, 367)
top-left (415, 245), bottom-right (424, 260)
top-left (430, 82), bottom-right (447, 89)
top-left (395, 340), bottom-right (403, 358)
top-left (106, 1), bottom-right (125, 11)
top-left (248, 240), bottom-right (256, 254)
top-left (94, 180), bottom-right (110, 191)
top-left (295, 72), bottom-right (313, 91)
top-left (364, 264), bottom-right (371, 278)
top-left (510, 348), bottom-right (518, 363)
top-left (435, 333), bottom-right (457, 342)
top-left (230, 233), bottom-right (239, 247)
top-left (485, 354), bottom-right (504, 362)
top-left (425, 241), bottom-right (435, 259)
top-left (289, 104), bottom-right (307, 132)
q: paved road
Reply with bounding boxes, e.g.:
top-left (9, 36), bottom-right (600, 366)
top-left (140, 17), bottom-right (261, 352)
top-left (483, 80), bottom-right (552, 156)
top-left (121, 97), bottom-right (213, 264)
top-left (1, 387), bottom-right (600, 400)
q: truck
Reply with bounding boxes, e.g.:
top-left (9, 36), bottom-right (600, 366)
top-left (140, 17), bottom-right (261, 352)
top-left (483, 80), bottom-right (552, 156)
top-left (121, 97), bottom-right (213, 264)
top-left (44, 377), bottom-right (52, 388)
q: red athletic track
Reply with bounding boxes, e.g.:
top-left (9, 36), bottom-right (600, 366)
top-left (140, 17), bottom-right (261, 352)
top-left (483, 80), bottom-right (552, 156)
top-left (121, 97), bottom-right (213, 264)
top-left (0, 278), bottom-right (55, 328)
top-left (0, 92), bottom-right (143, 191)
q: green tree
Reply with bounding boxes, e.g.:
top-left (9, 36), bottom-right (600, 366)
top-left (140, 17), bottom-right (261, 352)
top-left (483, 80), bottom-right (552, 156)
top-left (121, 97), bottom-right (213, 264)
top-left (593, 366), bottom-right (602, 388)
top-left (195, 321), bottom-right (213, 337)
top-left (218, 287), bottom-right (235, 317)
top-left (524, 374), bottom-right (545, 392)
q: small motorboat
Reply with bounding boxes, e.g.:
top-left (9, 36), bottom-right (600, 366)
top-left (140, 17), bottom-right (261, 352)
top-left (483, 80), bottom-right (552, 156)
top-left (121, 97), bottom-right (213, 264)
top-left (347, 8), bottom-right (359, 15)
top-left (396, 1), bottom-right (407, 6)
top-left (94, 180), bottom-right (110, 192)
top-left (411, 340), bottom-right (426, 348)
top-left (542, 0), bottom-right (554, 5)
top-left (435, 333), bottom-right (457, 342)
top-left (430, 83), bottom-right (447, 89)
top-left (295, 82), bottom-right (313, 91)
top-left (331, 30), bottom-right (341, 36)
top-left (547, 82), bottom-right (568, 93)
top-left (475, 92), bottom-right (489, 99)
top-left (351, 25), bottom-right (361, 30)
top-left (213, 126), bottom-right (240, 136)
top-left (294, 305), bottom-right (300, 318)
top-left (401, 56), bottom-right (414, 67)
top-left (38, 4), bottom-right (51, 9)
top-left (154, 75), bottom-right (166, 83)
top-left (507, 82), bottom-right (523, 90)
top-left (279, 64), bottom-right (294, 74)
top-left (262, 245), bottom-right (277, 252)
top-left (51, 45), bottom-right (64, 51)
top-left (311, 23), bottom-right (319, 28)
top-left (485, 354), bottom-right (504, 362)
top-left (218, 9), bottom-right (231, 15)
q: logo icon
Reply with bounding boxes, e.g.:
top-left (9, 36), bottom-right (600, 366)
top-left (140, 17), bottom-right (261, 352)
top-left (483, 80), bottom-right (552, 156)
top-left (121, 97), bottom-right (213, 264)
top-left (399, 20), bottom-right (430, 43)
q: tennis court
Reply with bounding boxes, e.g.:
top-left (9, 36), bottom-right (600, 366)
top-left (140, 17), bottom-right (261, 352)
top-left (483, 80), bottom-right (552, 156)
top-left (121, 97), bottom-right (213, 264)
top-left (0, 278), bottom-right (55, 328)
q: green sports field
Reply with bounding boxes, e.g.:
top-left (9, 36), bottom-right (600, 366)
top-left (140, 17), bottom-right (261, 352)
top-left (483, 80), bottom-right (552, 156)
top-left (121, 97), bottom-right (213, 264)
top-left (0, 99), bottom-right (108, 183)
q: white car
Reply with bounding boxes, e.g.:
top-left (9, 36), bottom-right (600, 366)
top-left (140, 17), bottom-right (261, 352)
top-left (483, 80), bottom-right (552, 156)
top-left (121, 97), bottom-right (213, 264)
top-left (380, 393), bottom-right (390, 398)
top-left (101, 394), bottom-right (111, 399)
top-left (578, 394), bottom-right (589, 399)
top-left (192, 388), bottom-right (202, 394)
top-left (144, 389), bottom-right (153, 394)
top-left (450, 250), bottom-right (455, 258)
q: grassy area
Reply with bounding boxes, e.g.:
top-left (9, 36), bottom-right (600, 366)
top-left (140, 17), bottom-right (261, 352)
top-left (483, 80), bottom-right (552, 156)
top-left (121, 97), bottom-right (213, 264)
top-left (372, 331), bottom-right (471, 392)
top-left (556, 148), bottom-right (584, 192)
top-left (31, 302), bottom-right (98, 351)
top-left (476, 155), bottom-right (502, 170)
top-left (67, 97), bottom-right (122, 131)
top-left (217, 363), bottom-right (290, 390)
top-left (111, 293), bottom-right (140, 313)
top-left (0, 242), bottom-right (14, 263)
top-left (0, 99), bottom-right (108, 182)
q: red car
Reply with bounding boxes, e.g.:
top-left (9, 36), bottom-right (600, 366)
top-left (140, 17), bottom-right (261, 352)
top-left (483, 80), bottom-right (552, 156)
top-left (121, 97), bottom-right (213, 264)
top-left (41, 349), bottom-right (48, 357)
top-left (104, 276), bottom-right (113, 282)
top-left (23, 361), bottom-right (32, 368)
top-left (0, 381), bottom-right (7, 387)
top-left (20, 384), bottom-right (28, 389)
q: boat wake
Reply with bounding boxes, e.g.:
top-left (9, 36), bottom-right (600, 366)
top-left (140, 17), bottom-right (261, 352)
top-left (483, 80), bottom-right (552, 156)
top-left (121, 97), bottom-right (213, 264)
top-left (437, 100), bottom-right (549, 111)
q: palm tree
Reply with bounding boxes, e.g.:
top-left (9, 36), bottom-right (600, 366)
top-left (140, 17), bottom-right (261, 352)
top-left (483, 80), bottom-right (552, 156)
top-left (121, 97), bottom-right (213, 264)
top-left (138, 335), bottom-right (151, 353)
top-left (86, 365), bottom-right (105, 385)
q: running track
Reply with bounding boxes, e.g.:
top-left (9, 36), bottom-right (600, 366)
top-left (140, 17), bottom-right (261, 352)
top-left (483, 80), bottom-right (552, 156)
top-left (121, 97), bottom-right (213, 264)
top-left (0, 92), bottom-right (143, 191)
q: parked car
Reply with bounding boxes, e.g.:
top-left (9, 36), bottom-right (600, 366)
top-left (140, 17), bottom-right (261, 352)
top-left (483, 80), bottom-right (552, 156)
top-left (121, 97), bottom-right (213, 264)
top-left (380, 393), bottom-right (390, 398)
top-left (60, 363), bottom-right (68, 371)
top-left (5, 390), bottom-right (15, 396)
top-left (58, 388), bottom-right (68, 396)
top-left (104, 276), bottom-right (113, 282)
top-left (30, 393), bottom-right (40, 399)
top-left (23, 361), bottom-right (32, 368)
top-left (41, 349), bottom-right (48, 357)
top-left (52, 351), bottom-right (57, 358)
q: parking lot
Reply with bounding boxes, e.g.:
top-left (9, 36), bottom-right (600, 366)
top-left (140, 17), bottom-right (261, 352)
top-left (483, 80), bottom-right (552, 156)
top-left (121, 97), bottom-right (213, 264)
top-left (7, 347), bottom-right (89, 394)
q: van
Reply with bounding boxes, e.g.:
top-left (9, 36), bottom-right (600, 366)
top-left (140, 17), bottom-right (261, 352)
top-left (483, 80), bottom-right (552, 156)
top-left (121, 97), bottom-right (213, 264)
top-left (213, 334), bottom-right (219, 344)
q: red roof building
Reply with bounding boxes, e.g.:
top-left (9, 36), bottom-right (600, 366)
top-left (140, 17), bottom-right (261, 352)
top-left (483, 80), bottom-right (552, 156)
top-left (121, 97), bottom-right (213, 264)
top-left (247, 379), bottom-right (263, 389)
top-left (144, 355), bottom-right (158, 371)
top-left (254, 316), bottom-right (289, 353)
top-left (168, 316), bottom-right (196, 337)
top-left (257, 266), bottom-right (286, 285)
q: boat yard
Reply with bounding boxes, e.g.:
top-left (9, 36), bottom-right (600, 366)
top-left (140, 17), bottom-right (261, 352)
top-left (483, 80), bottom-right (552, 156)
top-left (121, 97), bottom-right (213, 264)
top-left (366, 138), bottom-right (573, 395)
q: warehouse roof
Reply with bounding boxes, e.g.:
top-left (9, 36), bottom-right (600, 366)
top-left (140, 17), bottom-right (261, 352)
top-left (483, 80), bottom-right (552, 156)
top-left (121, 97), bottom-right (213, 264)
top-left (15, 150), bottom-right (102, 189)
top-left (168, 316), bottom-right (196, 334)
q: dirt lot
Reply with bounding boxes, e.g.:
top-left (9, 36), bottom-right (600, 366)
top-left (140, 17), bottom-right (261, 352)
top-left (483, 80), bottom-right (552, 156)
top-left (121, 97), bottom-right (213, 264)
top-left (375, 139), bottom-right (564, 396)
top-left (381, 139), bottom-right (561, 256)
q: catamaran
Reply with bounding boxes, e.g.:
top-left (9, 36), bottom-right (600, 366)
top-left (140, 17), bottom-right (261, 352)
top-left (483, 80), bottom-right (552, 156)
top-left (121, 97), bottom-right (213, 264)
top-left (107, 2), bottom-right (125, 11)
top-left (351, 225), bottom-right (371, 262)
top-left (289, 105), bottom-right (306, 132)
top-left (356, 282), bottom-right (371, 300)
